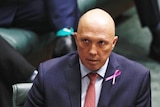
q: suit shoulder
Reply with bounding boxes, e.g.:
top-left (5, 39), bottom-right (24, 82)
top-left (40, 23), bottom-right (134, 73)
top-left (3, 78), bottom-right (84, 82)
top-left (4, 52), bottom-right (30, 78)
top-left (38, 51), bottom-right (78, 72)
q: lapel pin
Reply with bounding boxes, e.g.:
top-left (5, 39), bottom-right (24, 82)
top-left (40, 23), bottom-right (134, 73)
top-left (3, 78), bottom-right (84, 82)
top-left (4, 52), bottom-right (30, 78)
top-left (105, 70), bottom-right (121, 85)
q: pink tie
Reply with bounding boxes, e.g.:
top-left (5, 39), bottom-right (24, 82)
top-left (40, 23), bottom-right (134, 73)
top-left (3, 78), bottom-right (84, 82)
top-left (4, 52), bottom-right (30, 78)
top-left (84, 73), bottom-right (98, 107)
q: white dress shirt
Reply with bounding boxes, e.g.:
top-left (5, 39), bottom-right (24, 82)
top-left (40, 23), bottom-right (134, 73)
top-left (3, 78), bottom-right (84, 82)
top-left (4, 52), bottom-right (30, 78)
top-left (80, 58), bottom-right (109, 107)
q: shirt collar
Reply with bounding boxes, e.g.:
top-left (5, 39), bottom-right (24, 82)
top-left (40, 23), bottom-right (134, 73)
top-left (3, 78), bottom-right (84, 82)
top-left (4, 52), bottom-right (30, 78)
top-left (80, 58), bottom-right (109, 78)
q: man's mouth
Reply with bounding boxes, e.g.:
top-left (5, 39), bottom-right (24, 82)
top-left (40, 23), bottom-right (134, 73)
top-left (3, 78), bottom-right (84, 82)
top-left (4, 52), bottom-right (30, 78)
top-left (87, 59), bottom-right (98, 64)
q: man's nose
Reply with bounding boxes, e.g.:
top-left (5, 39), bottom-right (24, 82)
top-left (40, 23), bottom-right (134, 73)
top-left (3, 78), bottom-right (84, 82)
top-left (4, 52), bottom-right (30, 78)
top-left (89, 44), bottom-right (97, 56)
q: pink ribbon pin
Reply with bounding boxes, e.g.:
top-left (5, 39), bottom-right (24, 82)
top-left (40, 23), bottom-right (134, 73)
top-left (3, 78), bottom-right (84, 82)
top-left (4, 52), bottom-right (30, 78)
top-left (105, 70), bottom-right (121, 85)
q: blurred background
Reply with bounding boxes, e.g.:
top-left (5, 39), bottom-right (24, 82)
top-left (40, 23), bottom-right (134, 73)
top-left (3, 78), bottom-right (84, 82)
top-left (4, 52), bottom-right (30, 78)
top-left (1, 0), bottom-right (160, 106)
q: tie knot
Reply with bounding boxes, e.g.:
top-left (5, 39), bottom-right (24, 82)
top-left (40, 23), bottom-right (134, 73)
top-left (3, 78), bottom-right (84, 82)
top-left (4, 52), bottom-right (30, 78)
top-left (88, 73), bottom-right (98, 82)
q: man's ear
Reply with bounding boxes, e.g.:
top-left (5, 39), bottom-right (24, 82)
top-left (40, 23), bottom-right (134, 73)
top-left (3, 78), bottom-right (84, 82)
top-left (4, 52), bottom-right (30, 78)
top-left (73, 32), bottom-right (77, 38)
top-left (112, 36), bottom-right (118, 50)
top-left (73, 32), bottom-right (78, 44)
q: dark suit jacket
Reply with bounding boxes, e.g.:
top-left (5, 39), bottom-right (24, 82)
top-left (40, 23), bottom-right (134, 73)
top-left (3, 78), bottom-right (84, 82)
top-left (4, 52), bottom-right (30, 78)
top-left (24, 51), bottom-right (151, 107)
top-left (0, 0), bottom-right (79, 33)
top-left (134, 0), bottom-right (160, 27)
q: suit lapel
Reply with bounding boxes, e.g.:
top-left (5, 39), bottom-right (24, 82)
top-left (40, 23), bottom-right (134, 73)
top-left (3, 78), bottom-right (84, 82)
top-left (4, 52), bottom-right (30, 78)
top-left (98, 52), bottom-right (123, 107)
top-left (64, 52), bottom-right (123, 107)
top-left (65, 53), bottom-right (81, 107)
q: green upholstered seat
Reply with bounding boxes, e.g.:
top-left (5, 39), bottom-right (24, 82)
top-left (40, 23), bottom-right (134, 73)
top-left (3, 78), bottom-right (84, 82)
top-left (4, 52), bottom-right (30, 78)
top-left (0, 28), bottom-right (55, 56)
top-left (12, 83), bottom-right (33, 107)
top-left (0, 28), bottom-right (56, 56)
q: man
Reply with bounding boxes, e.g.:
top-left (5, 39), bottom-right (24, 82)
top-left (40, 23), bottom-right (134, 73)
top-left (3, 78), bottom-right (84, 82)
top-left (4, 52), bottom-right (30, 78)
top-left (134, 0), bottom-right (160, 62)
top-left (0, 0), bottom-right (80, 57)
top-left (24, 8), bottom-right (151, 107)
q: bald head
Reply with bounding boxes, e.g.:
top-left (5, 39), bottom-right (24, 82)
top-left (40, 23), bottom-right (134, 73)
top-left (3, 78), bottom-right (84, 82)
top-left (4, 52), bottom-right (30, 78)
top-left (77, 8), bottom-right (115, 36)
top-left (74, 8), bottom-right (118, 71)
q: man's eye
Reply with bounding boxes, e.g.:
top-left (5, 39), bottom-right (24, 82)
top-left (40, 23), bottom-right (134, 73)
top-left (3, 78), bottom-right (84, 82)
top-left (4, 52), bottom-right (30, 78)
top-left (99, 41), bottom-right (105, 45)
top-left (82, 39), bottom-right (89, 43)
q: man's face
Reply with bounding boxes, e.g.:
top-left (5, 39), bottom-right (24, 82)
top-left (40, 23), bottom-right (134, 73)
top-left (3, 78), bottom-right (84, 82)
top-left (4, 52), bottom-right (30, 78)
top-left (74, 25), bottom-right (118, 71)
